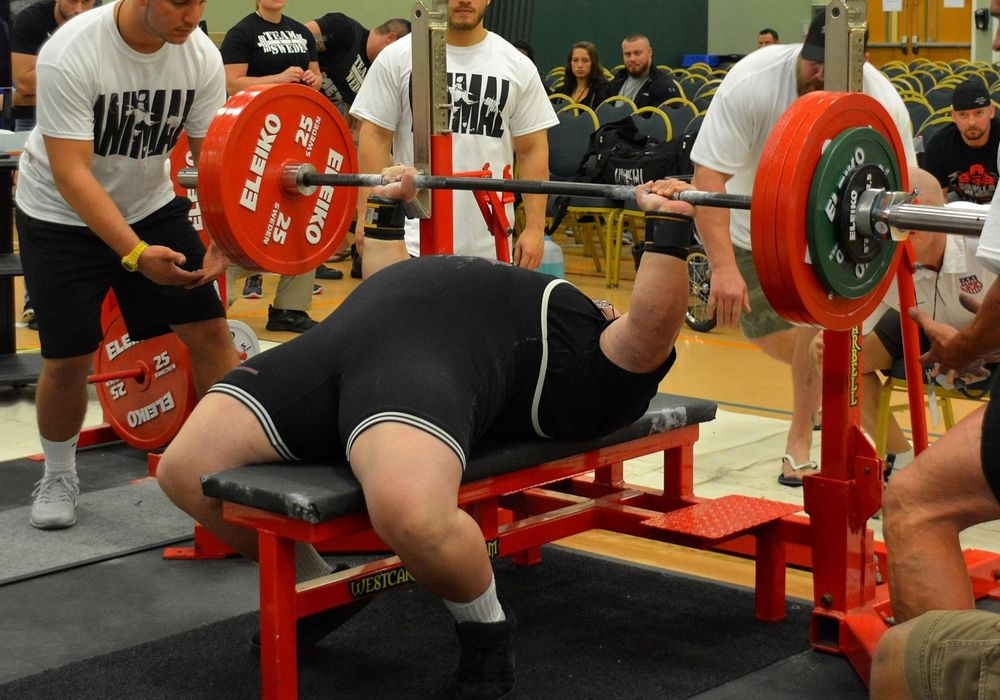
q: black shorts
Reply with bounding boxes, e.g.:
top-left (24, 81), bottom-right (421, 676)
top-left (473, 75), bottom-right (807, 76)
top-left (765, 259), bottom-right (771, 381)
top-left (982, 398), bottom-right (1000, 502)
top-left (209, 256), bottom-right (673, 467)
top-left (17, 197), bottom-right (226, 358)
top-left (873, 308), bottom-right (930, 361)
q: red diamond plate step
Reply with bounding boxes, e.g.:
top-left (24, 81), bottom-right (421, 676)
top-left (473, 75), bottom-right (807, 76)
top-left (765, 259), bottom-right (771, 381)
top-left (642, 495), bottom-right (803, 545)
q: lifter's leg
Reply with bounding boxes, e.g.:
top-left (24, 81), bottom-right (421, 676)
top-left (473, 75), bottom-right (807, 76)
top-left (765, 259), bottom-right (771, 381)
top-left (170, 317), bottom-right (241, 397)
top-left (157, 393), bottom-right (280, 559)
top-left (349, 422), bottom-right (491, 602)
top-left (350, 422), bottom-right (514, 698)
top-left (883, 406), bottom-right (1000, 621)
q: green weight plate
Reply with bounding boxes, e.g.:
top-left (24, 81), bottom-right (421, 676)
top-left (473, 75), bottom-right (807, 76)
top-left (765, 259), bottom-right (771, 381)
top-left (806, 127), bottom-right (900, 299)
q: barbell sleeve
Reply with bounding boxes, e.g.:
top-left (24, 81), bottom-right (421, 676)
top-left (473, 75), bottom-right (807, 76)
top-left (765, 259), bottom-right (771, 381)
top-left (857, 189), bottom-right (987, 241)
top-left (88, 366), bottom-right (146, 384)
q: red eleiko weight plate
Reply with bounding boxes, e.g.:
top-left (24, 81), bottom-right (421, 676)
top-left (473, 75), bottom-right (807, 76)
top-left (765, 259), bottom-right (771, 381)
top-left (751, 91), bottom-right (909, 331)
top-left (93, 304), bottom-right (195, 451)
top-left (198, 84), bottom-right (358, 275)
top-left (169, 130), bottom-right (213, 250)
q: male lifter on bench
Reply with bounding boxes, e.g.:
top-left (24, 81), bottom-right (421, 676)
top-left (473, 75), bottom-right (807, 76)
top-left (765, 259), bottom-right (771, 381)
top-left (157, 170), bottom-right (696, 698)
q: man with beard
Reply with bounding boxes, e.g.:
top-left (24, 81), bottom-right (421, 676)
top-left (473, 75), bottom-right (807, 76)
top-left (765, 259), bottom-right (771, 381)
top-left (922, 79), bottom-right (1000, 204)
top-left (350, 0), bottom-right (557, 271)
top-left (605, 33), bottom-right (679, 108)
top-left (689, 10), bottom-right (916, 487)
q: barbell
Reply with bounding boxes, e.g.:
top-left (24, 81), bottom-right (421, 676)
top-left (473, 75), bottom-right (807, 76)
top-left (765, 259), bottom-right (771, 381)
top-left (169, 84), bottom-right (988, 331)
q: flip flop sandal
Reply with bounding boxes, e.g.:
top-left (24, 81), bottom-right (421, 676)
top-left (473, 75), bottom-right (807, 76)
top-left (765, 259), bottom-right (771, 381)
top-left (777, 454), bottom-right (819, 487)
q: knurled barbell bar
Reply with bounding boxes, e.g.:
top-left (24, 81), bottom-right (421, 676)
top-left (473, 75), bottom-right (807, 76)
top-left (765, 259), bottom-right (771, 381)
top-left (176, 165), bottom-right (753, 212)
top-left (168, 84), bottom-right (985, 331)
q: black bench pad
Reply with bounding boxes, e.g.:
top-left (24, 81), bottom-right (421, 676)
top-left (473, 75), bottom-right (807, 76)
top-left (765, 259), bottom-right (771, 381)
top-left (201, 393), bottom-right (716, 525)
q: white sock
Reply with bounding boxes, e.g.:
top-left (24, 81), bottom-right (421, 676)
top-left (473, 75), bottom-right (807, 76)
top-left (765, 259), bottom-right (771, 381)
top-left (891, 449), bottom-right (915, 470)
top-left (444, 575), bottom-right (505, 624)
top-left (294, 543), bottom-right (334, 583)
top-left (40, 434), bottom-right (79, 479)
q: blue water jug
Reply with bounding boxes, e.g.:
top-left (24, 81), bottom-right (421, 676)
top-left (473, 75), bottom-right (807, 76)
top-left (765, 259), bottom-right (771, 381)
top-left (538, 235), bottom-right (565, 278)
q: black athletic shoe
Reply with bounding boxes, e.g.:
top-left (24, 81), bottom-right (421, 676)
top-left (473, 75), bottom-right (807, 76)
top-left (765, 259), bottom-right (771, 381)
top-left (454, 609), bottom-right (516, 700)
top-left (250, 598), bottom-right (371, 657)
top-left (315, 264), bottom-right (344, 280)
top-left (350, 244), bottom-right (362, 279)
top-left (266, 306), bottom-right (318, 334)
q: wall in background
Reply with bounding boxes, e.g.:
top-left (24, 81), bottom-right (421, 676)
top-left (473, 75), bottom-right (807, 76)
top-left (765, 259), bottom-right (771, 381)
top-left (528, 0), bottom-right (709, 73)
top-left (202, 1), bottom-right (415, 34)
top-left (706, 0), bottom-right (817, 56)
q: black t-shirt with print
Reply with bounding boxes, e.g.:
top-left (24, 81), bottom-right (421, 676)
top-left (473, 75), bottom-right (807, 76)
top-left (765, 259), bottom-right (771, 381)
top-left (11, 0), bottom-right (58, 121)
top-left (220, 13), bottom-right (317, 79)
top-left (923, 119), bottom-right (1000, 204)
top-left (314, 12), bottom-right (370, 105)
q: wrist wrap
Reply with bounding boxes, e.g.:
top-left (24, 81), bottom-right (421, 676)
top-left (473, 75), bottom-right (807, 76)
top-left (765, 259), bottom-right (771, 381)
top-left (364, 196), bottom-right (406, 241)
top-left (643, 211), bottom-right (693, 260)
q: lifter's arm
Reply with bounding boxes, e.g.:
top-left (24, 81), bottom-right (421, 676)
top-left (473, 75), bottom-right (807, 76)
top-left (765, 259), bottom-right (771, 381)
top-left (597, 179), bottom-right (696, 374)
top-left (691, 163), bottom-right (750, 327)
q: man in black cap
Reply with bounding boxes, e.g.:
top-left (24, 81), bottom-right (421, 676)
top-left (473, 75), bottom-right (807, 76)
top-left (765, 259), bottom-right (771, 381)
top-left (689, 9), bottom-right (917, 487)
top-left (922, 78), bottom-right (1000, 204)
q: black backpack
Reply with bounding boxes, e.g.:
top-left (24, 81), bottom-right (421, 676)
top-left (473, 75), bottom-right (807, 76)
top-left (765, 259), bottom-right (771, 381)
top-left (546, 117), bottom-right (681, 234)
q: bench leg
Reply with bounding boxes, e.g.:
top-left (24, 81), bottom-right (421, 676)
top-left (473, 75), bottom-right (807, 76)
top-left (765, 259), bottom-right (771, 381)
top-left (595, 460), bottom-right (623, 485)
top-left (259, 532), bottom-right (299, 700)
top-left (512, 546), bottom-right (542, 566)
top-left (754, 523), bottom-right (787, 622)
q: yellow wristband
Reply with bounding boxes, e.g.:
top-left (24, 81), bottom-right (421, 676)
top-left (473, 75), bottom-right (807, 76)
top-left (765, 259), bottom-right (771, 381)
top-left (121, 241), bottom-right (149, 272)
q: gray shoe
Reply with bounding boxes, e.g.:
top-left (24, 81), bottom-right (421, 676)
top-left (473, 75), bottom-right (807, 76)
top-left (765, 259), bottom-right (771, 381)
top-left (30, 474), bottom-right (80, 529)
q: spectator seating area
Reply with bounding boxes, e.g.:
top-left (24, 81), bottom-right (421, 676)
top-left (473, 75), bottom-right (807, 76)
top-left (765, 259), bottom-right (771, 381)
top-left (542, 62), bottom-right (721, 286)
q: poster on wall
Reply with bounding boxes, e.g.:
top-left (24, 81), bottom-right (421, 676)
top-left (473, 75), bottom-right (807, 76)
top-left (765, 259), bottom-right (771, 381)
top-left (882, 0), bottom-right (903, 10)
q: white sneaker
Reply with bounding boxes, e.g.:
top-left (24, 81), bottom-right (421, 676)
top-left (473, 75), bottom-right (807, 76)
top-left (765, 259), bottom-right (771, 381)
top-left (30, 474), bottom-right (80, 529)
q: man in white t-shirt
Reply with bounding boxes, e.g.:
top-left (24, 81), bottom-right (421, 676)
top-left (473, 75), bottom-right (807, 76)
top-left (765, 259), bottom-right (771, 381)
top-left (690, 11), bottom-right (917, 486)
top-left (14, 0), bottom-right (240, 530)
top-left (350, 0), bottom-right (558, 276)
